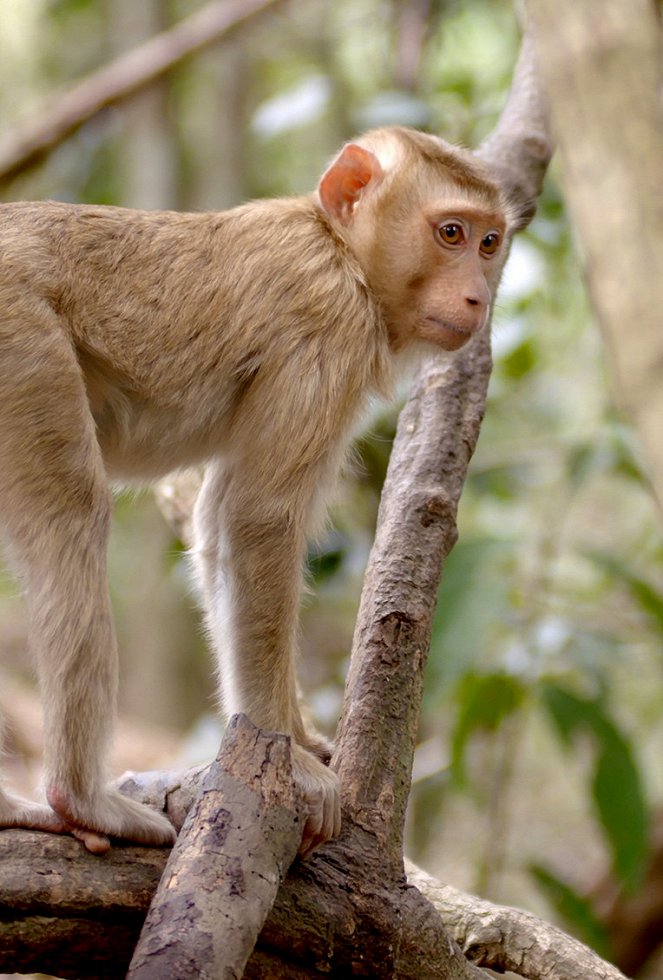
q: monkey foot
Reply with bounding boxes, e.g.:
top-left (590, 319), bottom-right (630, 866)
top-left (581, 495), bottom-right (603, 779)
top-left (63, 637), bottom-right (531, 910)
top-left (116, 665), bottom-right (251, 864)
top-left (0, 786), bottom-right (175, 854)
top-left (0, 791), bottom-right (71, 836)
top-left (46, 786), bottom-right (177, 854)
top-left (291, 745), bottom-right (341, 857)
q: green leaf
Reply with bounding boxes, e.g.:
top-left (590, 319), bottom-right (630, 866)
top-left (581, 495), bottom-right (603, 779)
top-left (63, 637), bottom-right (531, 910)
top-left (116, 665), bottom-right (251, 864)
top-left (584, 549), bottom-right (663, 636)
top-left (428, 537), bottom-right (512, 691)
top-left (542, 682), bottom-right (649, 890)
top-left (541, 682), bottom-right (584, 747)
top-left (306, 531), bottom-right (347, 583)
top-left (499, 338), bottom-right (537, 380)
top-left (451, 672), bottom-right (525, 784)
top-left (529, 864), bottom-right (613, 959)
top-left (593, 731), bottom-right (649, 891)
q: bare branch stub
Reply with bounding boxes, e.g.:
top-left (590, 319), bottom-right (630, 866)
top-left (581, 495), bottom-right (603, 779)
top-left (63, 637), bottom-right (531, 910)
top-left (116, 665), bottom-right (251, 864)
top-left (477, 29), bottom-right (554, 227)
top-left (128, 714), bottom-right (303, 980)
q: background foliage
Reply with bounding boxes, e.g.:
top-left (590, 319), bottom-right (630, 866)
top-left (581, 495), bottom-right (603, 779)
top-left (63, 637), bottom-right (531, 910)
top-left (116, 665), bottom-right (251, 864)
top-left (0, 1), bottom-right (661, 974)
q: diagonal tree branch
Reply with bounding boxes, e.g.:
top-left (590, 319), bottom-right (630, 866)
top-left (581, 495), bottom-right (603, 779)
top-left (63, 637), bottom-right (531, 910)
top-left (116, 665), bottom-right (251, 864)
top-left (0, 0), bottom-right (285, 184)
top-left (333, 27), bottom-right (553, 870)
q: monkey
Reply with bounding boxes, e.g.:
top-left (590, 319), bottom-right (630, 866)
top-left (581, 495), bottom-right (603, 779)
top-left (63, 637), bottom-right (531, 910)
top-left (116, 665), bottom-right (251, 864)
top-left (0, 126), bottom-right (514, 856)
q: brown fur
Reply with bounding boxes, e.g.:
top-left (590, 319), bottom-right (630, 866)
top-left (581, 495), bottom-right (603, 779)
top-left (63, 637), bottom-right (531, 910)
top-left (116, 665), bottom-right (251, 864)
top-left (0, 127), bottom-right (512, 854)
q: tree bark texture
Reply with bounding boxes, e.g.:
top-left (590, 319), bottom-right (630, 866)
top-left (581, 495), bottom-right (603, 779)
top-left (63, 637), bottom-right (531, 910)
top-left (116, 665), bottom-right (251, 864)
top-left (406, 862), bottom-right (626, 980)
top-left (0, 774), bottom-right (626, 980)
top-left (127, 715), bottom-right (302, 980)
top-left (525, 0), bottom-right (663, 518)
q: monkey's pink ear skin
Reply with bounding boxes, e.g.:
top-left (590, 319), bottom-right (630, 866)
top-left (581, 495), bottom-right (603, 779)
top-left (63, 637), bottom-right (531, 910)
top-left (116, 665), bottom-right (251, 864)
top-left (318, 144), bottom-right (384, 225)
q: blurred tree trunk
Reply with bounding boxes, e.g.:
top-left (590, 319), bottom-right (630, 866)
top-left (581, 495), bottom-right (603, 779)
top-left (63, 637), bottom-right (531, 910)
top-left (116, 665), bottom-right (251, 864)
top-left (526, 2), bottom-right (663, 972)
top-left (526, 0), bottom-right (663, 519)
top-left (180, 42), bottom-right (248, 211)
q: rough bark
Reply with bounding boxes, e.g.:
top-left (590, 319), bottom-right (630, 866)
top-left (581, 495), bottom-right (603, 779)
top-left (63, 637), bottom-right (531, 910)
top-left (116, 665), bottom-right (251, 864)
top-left (0, 0), bottom-right (285, 185)
top-left (525, 0), bottom-right (663, 518)
top-left (406, 862), bottom-right (626, 980)
top-left (0, 798), bottom-right (625, 980)
top-left (128, 715), bottom-right (302, 980)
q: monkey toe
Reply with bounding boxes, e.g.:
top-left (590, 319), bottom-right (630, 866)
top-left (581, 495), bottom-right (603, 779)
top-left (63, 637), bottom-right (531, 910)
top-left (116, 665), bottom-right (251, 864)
top-left (70, 826), bottom-right (112, 854)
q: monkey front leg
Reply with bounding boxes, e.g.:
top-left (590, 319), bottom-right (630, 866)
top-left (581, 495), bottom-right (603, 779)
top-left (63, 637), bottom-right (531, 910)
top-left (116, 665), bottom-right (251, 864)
top-left (193, 466), bottom-right (341, 854)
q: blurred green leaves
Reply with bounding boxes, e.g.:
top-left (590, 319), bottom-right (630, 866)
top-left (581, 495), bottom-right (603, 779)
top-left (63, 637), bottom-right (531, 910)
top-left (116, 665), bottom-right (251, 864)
top-left (451, 671), bottom-right (526, 785)
top-left (542, 683), bottom-right (649, 892)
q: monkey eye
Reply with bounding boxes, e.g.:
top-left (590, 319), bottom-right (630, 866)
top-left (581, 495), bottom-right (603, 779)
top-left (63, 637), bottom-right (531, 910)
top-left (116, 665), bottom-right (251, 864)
top-left (436, 222), bottom-right (464, 247)
top-left (480, 232), bottom-right (500, 256)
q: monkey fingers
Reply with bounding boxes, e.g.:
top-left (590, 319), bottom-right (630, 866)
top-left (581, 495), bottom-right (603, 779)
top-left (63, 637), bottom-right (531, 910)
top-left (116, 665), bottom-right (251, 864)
top-left (291, 747), bottom-right (342, 857)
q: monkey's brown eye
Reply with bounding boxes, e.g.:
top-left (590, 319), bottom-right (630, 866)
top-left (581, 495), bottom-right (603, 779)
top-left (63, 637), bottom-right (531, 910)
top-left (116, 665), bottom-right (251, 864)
top-left (480, 233), bottom-right (500, 256)
top-left (437, 223), bottom-right (464, 246)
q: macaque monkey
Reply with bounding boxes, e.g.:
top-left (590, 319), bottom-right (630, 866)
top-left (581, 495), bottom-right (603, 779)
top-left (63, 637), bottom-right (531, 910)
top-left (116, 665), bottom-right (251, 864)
top-left (0, 127), bottom-right (513, 855)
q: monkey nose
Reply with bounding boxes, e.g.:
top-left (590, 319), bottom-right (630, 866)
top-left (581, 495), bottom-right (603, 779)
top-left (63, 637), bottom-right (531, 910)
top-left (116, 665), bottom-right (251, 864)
top-left (465, 286), bottom-right (490, 309)
top-left (464, 276), bottom-right (491, 309)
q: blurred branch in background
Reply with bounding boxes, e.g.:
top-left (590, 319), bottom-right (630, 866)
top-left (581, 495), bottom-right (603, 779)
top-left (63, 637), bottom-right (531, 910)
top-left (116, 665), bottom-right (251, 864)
top-left (0, 0), bottom-right (285, 184)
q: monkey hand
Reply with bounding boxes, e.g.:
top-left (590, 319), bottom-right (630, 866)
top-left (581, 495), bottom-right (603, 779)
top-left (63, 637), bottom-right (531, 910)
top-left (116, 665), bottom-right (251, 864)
top-left (291, 743), bottom-right (341, 857)
top-left (41, 785), bottom-right (176, 854)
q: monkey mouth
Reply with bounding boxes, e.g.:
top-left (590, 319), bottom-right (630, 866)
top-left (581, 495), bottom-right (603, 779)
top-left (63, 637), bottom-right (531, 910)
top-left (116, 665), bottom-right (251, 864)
top-left (422, 316), bottom-right (479, 351)
top-left (425, 317), bottom-right (472, 336)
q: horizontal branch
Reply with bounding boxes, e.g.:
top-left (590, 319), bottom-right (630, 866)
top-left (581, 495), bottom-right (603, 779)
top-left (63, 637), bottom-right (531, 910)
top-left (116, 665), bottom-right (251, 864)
top-left (0, 792), bottom-right (624, 980)
top-left (406, 861), bottom-right (627, 980)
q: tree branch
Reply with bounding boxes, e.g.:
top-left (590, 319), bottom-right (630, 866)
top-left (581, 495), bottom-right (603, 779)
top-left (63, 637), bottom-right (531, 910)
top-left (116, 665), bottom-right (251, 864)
top-left (333, 25), bottom-right (553, 870)
top-left (128, 715), bottom-right (303, 979)
top-left (406, 861), bottom-right (627, 980)
top-left (0, 0), bottom-right (285, 184)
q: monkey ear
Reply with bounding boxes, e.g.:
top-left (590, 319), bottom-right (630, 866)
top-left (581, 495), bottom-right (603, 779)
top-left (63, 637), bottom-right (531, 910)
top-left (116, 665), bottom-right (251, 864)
top-left (317, 144), bottom-right (384, 225)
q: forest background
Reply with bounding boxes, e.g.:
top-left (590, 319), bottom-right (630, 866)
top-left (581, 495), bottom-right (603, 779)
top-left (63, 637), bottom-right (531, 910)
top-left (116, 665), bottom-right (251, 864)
top-left (0, 1), bottom-right (661, 976)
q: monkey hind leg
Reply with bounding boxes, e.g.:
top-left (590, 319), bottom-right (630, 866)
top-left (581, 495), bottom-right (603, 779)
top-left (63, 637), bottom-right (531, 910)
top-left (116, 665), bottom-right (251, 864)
top-left (0, 318), bottom-right (174, 851)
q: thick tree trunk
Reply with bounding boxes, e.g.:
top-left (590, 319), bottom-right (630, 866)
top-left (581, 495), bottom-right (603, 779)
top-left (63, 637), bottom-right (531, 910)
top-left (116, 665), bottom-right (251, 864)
top-left (525, 0), bottom-right (663, 518)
